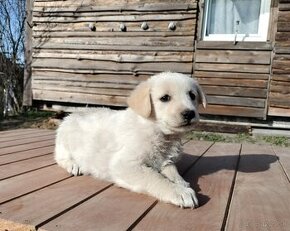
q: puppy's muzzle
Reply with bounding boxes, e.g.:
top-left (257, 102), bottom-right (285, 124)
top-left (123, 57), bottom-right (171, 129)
top-left (182, 110), bottom-right (196, 124)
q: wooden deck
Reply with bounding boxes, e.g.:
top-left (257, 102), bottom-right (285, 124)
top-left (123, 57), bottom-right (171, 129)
top-left (0, 129), bottom-right (289, 231)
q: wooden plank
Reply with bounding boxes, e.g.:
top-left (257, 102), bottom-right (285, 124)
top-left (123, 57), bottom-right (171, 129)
top-left (32, 79), bottom-right (136, 89)
top-left (34, 36), bottom-right (194, 48)
top-left (276, 31), bottom-right (290, 41)
top-left (225, 144), bottom-right (290, 230)
top-left (195, 63), bottom-right (270, 74)
top-left (33, 83), bottom-right (132, 97)
top-left (272, 146), bottom-right (290, 181)
top-left (0, 165), bottom-right (69, 204)
top-left (268, 106), bottom-right (290, 116)
top-left (279, 3), bottom-right (290, 11)
top-left (0, 176), bottom-right (112, 228)
top-left (200, 105), bottom-right (265, 118)
top-left (277, 22), bottom-right (290, 32)
top-left (0, 146), bottom-right (54, 165)
top-left (196, 41), bottom-right (273, 51)
top-left (33, 43), bottom-right (194, 52)
top-left (32, 70), bottom-right (148, 84)
top-left (269, 96), bottom-right (290, 108)
top-left (195, 50), bottom-right (271, 64)
top-left (32, 14), bottom-right (196, 23)
top-left (33, 51), bottom-right (193, 63)
top-left (0, 139), bottom-right (55, 156)
top-left (0, 155), bottom-right (54, 180)
top-left (41, 141), bottom-right (213, 231)
top-left (202, 86), bottom-right (268, 98)
top-left (134, 143), bottom-right (241, 231)
top-left (0, 130), bottom-right (54, 142)
top-left (33, 31), bottom-right (195, 38)
top-left (32, 89), bottom-right (128, 107)
top-left (272, 60), bottom-right (290, 74)
top-left (194, 71), bottom-right (269, 80)
top-left (197, 78), bottom-right (268, 88)
top-left (272, 74), bottom-right (290, 82)
top-left (33, 9), bottom-right (196, 17)
top-left (270, 84), bottom-right (290, 94)
top-left (32, 20), bottom-right (195, 33)
top-left (0, 134), bottom-right (55, 149)
top-left (31, 58), bottom-right (192, 74)
top-left (33, 2), bottom-right (197, 12)
top-left (207, 96), bottom-right (265, 108)
top-left (274, 44), bottom-right (290, 54)
top-left (278, 10), bottom-right (290, 22)
top-left (32, 67), bottom-right (157, 76)
top-left (0, 128), bottom-right (38, 137)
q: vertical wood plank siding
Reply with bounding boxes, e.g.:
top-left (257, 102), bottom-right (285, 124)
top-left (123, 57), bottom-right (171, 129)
top-left (31, 0), bottom-right (197, 107)
top-left (268, 0), bottom-right (290, 116)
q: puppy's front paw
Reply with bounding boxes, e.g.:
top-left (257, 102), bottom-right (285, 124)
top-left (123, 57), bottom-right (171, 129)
top-left (171, 185), bottom-right (199, 208)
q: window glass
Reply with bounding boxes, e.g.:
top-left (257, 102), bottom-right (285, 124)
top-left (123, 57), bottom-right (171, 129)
top-left (203, 0), bottom-right (271, 41)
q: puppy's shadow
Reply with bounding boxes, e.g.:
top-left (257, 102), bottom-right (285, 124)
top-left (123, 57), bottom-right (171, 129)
top-left (177, 152), bottom-right (278, 207)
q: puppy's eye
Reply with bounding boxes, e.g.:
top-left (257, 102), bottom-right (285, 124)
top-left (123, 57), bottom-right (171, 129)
top-left (189, 91), bottom-right (196, 101)
top-left (160, 94), bottom-right (171, 102)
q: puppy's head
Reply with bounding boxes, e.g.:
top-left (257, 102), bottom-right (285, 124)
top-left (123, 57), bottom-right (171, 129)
top-left (127, 72), bottom-right (207, 134)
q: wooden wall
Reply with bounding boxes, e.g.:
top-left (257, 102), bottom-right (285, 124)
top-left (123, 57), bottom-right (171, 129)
top-left (269, 0), bottom-right (290, 117)
top-left (194, 42), bottom-right (272, 119)
top-left (31, 0), bottom-right (197, 107)
top-left (29, 0), bottom-right (290, 119)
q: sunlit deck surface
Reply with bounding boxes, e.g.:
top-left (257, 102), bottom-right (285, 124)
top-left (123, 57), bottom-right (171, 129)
top-left (0, 128), bottom-right (289, 231)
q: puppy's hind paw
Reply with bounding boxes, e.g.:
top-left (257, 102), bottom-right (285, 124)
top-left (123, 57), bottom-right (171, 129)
top-left (70, 163), bottom-right (82, 176)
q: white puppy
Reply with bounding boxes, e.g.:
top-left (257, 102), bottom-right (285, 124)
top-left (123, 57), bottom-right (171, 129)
top-left (55, 72), bottom-right (207, 208)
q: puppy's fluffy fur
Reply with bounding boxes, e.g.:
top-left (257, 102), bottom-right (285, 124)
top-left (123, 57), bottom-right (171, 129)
top-left (55, 72), bottom-right (207, 208)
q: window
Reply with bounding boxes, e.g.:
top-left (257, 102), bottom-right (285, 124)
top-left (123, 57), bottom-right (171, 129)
top-left (202, 0), bottom-right (271, 42)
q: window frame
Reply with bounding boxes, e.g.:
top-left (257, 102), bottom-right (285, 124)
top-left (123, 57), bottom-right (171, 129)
top-left (202, 0), bottom-right (272, 42)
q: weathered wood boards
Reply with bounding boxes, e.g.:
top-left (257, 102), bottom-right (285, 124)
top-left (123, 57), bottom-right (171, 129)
top-left (31, 0), bottom-right (197, 107)
top-left (1, 129), bottom-right (290, 230)
top-left (28, 0), bottom-right (290, 118)
top-left (194, 44), bottom-right (272, 119)
top-left (269, 0), bottom-right (290, 116)
top-left (225, 144), bottom-right (290, 230)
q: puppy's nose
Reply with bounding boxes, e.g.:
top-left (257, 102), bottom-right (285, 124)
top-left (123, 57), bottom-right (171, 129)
top-left (182, 110), bottom-right (195, 122)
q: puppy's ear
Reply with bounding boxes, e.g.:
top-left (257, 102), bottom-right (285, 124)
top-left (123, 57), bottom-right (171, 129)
top-left (127, 81), bottom-right (152, 118)
top-left (195, 81), bottom-right (207, 108)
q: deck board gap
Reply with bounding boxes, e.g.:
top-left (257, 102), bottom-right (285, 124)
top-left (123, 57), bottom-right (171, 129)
top-left (221, 143), bottom-right (242, 231)
top-left (0, 163), bottom-right (56, 181)
top-left (36, 183), bottom-right (114, 229)
top-left (182, 141), bottom-right (215, 176)
top-left (0, 144), bottom-right (55, 156)
top-left (0, 176), bottom-right (72, 206)
top-left (0, 152), bottom-right (53, 166)
top-left (126, 200), bottom-right (158, 231)
top-left (271, 146), bottom-right (290, 183)
top-left (0, 136), bottom-right (55, 149)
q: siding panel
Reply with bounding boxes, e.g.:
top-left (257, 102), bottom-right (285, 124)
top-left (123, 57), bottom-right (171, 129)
top-left (31, 0), bottom-right (197, 107)
top-left (269, 0), bottom-right (290, 116)
top-left (194, 47), bottom-right (271, 118)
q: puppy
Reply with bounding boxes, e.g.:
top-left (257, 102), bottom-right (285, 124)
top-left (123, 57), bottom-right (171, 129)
top-left (55, 72), bottom-right (207, 208)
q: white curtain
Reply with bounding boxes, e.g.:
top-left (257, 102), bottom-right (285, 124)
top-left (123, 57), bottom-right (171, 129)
top-left (206, 0), bottom-right (261, 35)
